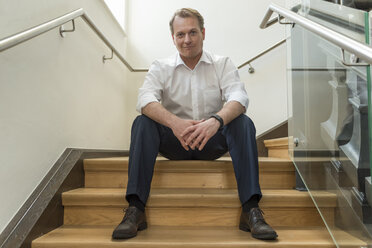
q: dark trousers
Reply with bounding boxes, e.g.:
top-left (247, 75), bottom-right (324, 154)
top-left (125, 114), bottom-right (262, 206)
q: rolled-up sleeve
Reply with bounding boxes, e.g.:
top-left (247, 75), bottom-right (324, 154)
top-left (136, 61), bottom-right (164, 113)
top-left (220, 58), bottom-right (249, 111)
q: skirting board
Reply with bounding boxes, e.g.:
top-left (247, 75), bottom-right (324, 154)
top-left (0, 148), bottom-right (128, 248)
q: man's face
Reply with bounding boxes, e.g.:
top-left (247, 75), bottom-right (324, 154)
top-left (172, 16), bottom-right (205, 61)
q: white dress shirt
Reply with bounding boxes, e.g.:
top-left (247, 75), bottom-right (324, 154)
top-left (137, 50), bottom-right (249, 120)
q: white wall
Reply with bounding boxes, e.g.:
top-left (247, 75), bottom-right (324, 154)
top-left (124, 0), bottom-right (288, 135)
top-left (103, 0), bottom-right (126, 31)
top-left (0, 0), bottom-right (130, 234)
top-left (241, 45), bottom-right (288, 134)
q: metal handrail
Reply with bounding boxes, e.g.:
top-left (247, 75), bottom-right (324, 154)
top-left (260, 3), bottom-right (372, 64)
top-left (237, 39), bottom-right (286, 70)
top-left (0, 8), bottom-right (148, 72)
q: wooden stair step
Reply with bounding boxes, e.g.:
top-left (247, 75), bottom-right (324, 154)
top-left (62, 188), bottom-right (336, 227)
top-left (264, 137), bottom-right (289, 159)
top-left (84, 157), bottom-right (295, 189)
top-left (84, 157), bottom-right (294, 172)
top-left (264, 137), bottom-right (289, 147)
top-left (63, 188), bottom-right (337, 208)
top-left (32, 225), bottom-right (365, 248)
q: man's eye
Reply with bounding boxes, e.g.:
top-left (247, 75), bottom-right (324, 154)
top-left (190, 31), bottom-right (197, 36)
top-left (177, 33), bottom-right (184, 38)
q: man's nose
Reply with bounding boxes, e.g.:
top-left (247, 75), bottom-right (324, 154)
top-left (184, 34), bottom-right (192, 43)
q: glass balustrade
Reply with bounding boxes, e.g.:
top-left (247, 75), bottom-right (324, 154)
top-left (286, 0), bottom-right (372, 247)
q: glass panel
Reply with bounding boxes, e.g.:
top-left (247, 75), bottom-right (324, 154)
top-left (286, 1), bottom-right (372, 247)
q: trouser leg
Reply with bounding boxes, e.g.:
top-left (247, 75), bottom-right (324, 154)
top-left (125, 115), bottom-right (161, 205)
top-left (222, 114), bottom-right (262, 204)
top-left (125, 115), bottom-right (191, 205)
top-left (192, 114), bottom-right (261, 204)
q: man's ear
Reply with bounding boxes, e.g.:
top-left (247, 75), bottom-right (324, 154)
top-left (202, 28), bottom-right (205, 40)
top-left (172, 34), bottom-right (176, 45)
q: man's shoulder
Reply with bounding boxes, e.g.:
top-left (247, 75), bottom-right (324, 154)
top-left (151, 53), bottom-right (178, 69)
top-left (203, 50), bottom-right (230, 65)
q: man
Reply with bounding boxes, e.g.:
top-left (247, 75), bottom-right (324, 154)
top-left (112, 8), bottom-right (278, 240)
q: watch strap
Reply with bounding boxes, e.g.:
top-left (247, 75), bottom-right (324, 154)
top-left (210, 114), bottom-right (224, 130)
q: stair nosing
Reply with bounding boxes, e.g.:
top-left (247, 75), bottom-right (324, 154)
top-left (84, 157), bottom-right (294, 172)
top-left (32, 225), bottom-right (362, 247)
top-left (62, 188), bottom-right (337, 208)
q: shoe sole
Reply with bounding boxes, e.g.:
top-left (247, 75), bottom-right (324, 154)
top-left (138, 222), bottom-right (148, 231)
top-left (239, 223), bottom-right (251, 232)
top-left (252, 232), bottom-right (278, 240)
top-left (112, 222), bottom-right (148, 239)
top-left (239, 223), bottom-right (278, 240)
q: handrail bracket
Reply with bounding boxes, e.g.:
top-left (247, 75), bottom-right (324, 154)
top-left (277, 15), bottom-right (295, 27)
top-left (340, 49), bottom-right (369, 67)
top-left (248, 64), bottom-right (255, 74)
top-left (103, 49), bottom-right (114, 63)
top-left (59, 19), bottom-right (76, 38)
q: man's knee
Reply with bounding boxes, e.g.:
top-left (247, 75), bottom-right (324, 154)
top-left (227, 114), bottom-right (256, 134)
top-left (132, 115), bottom-right (158, 131)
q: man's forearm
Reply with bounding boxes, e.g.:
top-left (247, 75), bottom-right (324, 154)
top-left (142, 102), bottom-right (179, 128)
top-left (216, 101), bottom-right (245, 126)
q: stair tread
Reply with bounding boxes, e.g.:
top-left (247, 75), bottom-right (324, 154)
top-left (63, 188), bottom-right (337, 207)
top-left (32, 225), bottom-right (365, 247)
top-left (263, 137), bottom-right (289, 147)
top-left (84, 157), bottom-right (294, 172)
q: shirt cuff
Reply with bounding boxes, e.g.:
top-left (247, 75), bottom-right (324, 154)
top-left (136, 94), bottom-right (160, 113)
top-left (226, 91), bottom-right (249, 111)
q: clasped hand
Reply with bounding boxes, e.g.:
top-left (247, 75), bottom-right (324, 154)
top-left (171, 118), bottom-right (220, 151)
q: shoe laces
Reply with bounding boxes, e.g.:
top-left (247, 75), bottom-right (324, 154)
top-left (249, 208), bottom-right (266, 222)
top-left (122, 207), bottom-right (136, 222)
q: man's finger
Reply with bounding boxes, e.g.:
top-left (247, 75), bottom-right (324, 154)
top-left (182, 143), bottom-right (190, 151)
top-left (178, 137), bottom-right (189, 151)
top-left (191, 119), bottom-right (204, 125)
top-left (190, 132), bottom-right (204, 149)
top-left (181, 125), bottom-right (196, 137)
top-left (182, 133), bottom-right (191, 143)
top-left (198, 136), bottom-right (210, 151)
top-left (186, 130), bottom-right (200, 146)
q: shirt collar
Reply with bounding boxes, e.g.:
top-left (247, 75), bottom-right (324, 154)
top-left (175, 50), bottom-right (212, 69)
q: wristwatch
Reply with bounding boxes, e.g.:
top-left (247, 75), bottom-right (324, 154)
top-left (210, 114), bottom-right (224, 130)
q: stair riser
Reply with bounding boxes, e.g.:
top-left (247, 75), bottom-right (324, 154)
top-left (64, 206), bottom-right (333, 227)
top-left (268, 148), bottom-right (290, 159)
top-left (85, 171), bottom-right (295, 189)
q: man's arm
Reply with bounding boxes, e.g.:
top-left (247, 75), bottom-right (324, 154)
top-left (216, 100), bottom-right (246, 127)
top-left (182, 101), bottom-right (245, 150)
top-left (142, 102), bottom-right (201, 151)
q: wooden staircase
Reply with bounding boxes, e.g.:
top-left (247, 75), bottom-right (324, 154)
top-left (32, 137), bottom-right (365, 247)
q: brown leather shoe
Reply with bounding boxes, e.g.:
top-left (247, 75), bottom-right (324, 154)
top-left (239, 207), bottom-right (278, 240)
top-left (112, 206), bottom-right (147, 239)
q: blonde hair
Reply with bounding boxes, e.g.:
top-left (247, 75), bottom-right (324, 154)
top-left (169, 8), bottom-right (204, 35)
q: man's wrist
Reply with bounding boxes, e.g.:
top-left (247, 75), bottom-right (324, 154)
top-left (210, 114), bottom-right (224, 130)
top-left (166, 114), bottom-right (178, 129)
